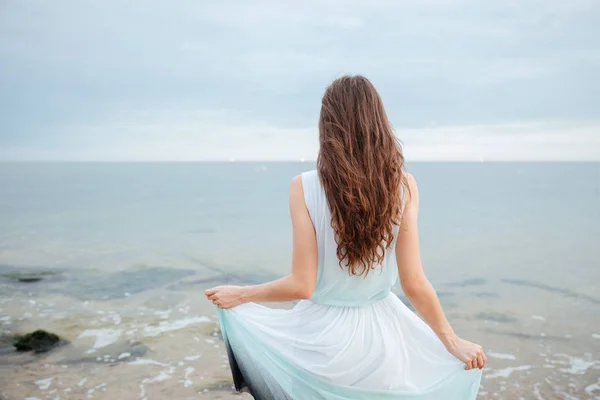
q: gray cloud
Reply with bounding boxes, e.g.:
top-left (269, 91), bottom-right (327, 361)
top-left (1, 0), bottom-right (599, 160)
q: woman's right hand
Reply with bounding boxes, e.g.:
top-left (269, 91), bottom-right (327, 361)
top-left (446, 337), bottom-right (486, 370)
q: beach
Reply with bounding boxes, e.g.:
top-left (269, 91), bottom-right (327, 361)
top-left (0, 264), bottom-right (254, 400)
top-left (1, 162), bottom-right (599, 399)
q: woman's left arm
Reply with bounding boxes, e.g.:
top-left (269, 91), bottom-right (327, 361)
top-left (205, 175), bottom-right (318, 308)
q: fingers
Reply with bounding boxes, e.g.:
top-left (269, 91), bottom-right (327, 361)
top-left (210, 295), bottom-right (229, 309)
top-left (480, 350), bottom-right (487, 369)
top-left (213, 300), bottom-right (232, 309)
top-left (205, 286), bottom-right (238, 309)
top-left (206, 288), bottom-right (220, 306)
top-left (466, 354), bottom-right (481, 370)
top-left (464, 359), bottom-right (473, 370)
top-left (477, 353), bottom-right (484, 369)
top-left (205, 287), bottom-right (219, 301)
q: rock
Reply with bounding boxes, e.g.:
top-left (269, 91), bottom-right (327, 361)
top-left (14, 330), bottom-right (62, 353)
top-left (1, 271), bottom-right (58, 283)
top-left (18, 277), bottom-right (42, 282)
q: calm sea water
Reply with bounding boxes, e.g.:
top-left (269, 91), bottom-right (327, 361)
top-left (0, 162), bottom-right (599, 399)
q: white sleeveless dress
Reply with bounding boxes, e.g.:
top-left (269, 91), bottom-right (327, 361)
top-left (215, 170), bottom-right (482, 399)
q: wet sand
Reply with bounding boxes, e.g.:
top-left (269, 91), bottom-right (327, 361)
top-left (1, 264), bottom-right (599, 399)
top-left (0, 290), bottom-right (251, 400)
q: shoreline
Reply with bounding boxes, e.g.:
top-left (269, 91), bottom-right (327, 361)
top-left (1, 265), bottom-right (599, 399)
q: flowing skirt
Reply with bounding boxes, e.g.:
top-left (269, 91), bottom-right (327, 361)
top-left (216, 294), bottom-right (481, 399)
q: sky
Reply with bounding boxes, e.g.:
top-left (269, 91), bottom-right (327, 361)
top-left (1, 0), bottom-right (599, 161)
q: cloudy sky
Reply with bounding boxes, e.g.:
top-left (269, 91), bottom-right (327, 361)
top-left (1, 0), bottom-right (599, 161)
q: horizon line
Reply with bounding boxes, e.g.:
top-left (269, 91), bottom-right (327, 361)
top-left (1, 159), bottom-right (598, 163)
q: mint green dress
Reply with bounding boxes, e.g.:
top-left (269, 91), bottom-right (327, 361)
top-left (216, 170), bottom-right (482, 399)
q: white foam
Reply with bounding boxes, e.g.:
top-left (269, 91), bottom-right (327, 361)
top-left (485, 365), bottom-right (533, 379)
top-left (592, 333), bottom-right (600, 339)
top-left (585, 378), bottom-right (600, 396)
top-left (487, 352), bottom-right (516, 360)
top-left (109, 312), bottom-right (121, 325)
top-left (560, 358), bottom-right (596, 375)
top-left (143, 317), bottom-right (210, 337)
top-left (139, 381), bottom-right (146, 400)
top-left (532, 382), bottom-right (545, 400)
top-left (184, 366), bottom-right (195, 387)
top-left (557, 355), bottom-right (597, 375)
top-left (118, 352), bottom-right (131, 359)
top-left (78, 328), bottom-right (122, 351)
top-left (25, 398), bottom-right (42, 400)
top-left (178, 305), bottom-right (190, 315)
top-left (87, 383), bottom-right (106, 395)
top-left (128, 358), bottom-right (169, 367)
top-left (531, 315), bottom-right (545, 321)
top-left (184, 355), bottom-right (201, 361)
top-left (146, 368), bottom-right (174, 383)
top-left (78, 377), bottom-right (88, 386)
top-left (137, 367), bottom-right (175, 400)
top-left (35, 377), bottom-right (54, 390)
top-left (153, 309), bottom-right (172, 319)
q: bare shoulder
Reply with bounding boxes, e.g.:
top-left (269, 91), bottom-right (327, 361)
top-left (289, 174), bottom-right (312, 224)
top-left (290, 174), bottom-right (303, 192)
top-left (289, 174), bottom-right (305, 204)
top-left (406, 172), bottom-right (418, 192)
top-left (291, 174), bottom-right (303, 185)
top-left (405, 172), bottom-right (419, 207)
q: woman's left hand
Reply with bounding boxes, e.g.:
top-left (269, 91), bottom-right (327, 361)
top-left (205, 285), bottom-right (246, 309)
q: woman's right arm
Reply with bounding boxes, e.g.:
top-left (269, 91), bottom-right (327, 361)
top-left (396, 173), bottom-right (486, 370)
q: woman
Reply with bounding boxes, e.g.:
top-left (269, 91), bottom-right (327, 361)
top-left (205, 75), bottom-right (484, 399)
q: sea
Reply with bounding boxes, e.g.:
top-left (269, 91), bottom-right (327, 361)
top-left (0, 162), bottom-right (598, 399)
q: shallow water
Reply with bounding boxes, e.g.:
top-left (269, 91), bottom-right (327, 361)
top-left (0, 162), bottom-right (599, 399)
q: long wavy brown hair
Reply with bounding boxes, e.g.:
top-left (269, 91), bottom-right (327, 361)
top-left (317, 75), bottom-right (409, 276)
